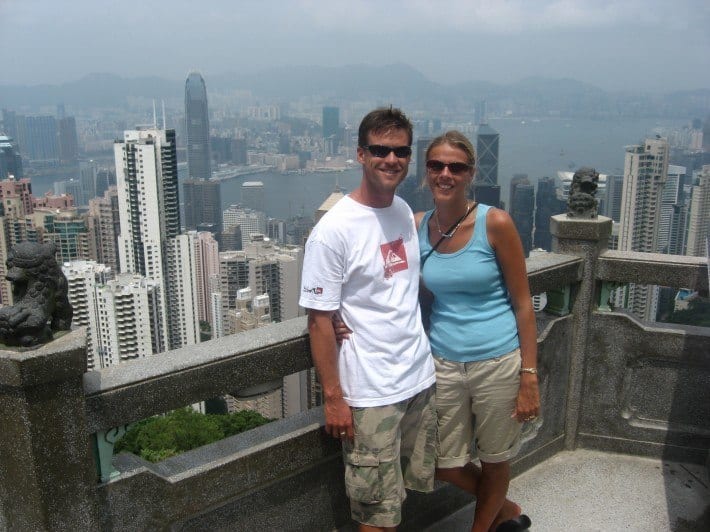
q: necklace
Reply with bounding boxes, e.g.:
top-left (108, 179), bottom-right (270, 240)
top-left (435, 202), bottom-right (475, 238)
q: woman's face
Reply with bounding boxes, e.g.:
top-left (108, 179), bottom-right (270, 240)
top-left (426, 143), bottom-right (474, 204)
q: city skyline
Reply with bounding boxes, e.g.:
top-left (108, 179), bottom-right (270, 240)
top-left (1, 0), bottom-right (709, 92)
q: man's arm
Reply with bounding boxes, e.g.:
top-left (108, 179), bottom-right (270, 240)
top-left (308, 309), bottom-right (354, 440)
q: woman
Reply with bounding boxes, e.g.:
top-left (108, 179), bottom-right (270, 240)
top-left (416, 130), bottom-right (539, 532)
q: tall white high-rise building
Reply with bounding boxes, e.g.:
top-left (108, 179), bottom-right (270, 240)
top-left (617, 137), bottom-right (670, 321)
top-left (166, 233), bottom-right (202, 348)
top-left (113, 127), bottom-right (197, 351)
top-left (686, 165), bottom-right (710, 257)
top-left (62, 261), bottom-right (113, 369)
top-left (95, 274), bottom-right (163, 366)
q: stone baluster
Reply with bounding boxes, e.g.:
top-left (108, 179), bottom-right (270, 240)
top-left (550, 214), bottom-right (612, 450)
top-left (0, 328), bottom-right (99, 530)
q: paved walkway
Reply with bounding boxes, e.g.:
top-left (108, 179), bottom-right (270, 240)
top-left (424, 449), bottom-right (709, 531)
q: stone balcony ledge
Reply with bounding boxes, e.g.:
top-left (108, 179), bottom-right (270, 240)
top-left (1, 214), bottom-right (708, 530)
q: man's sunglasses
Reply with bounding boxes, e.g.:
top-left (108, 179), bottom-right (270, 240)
top-left (426, 160), bottom-right (473, 175)
top-left (362, 145), bottom-right (412, 158)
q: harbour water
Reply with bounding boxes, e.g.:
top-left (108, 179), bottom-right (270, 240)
top-left (27, 116), bottom-right (690, 221)
top-left (217, 117), bottom-right (687, 220)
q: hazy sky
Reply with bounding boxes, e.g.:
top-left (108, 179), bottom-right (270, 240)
top-left (2, 0), bottom-right (709, 92)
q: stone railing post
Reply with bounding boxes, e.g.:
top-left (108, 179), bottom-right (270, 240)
top-left (0, 328), bottom-right (99, 530)
top-left (550, 214), bottom-right (612, 450)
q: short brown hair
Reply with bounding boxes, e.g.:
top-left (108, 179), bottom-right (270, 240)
top-left (358, 106), bottom-right (413, 147)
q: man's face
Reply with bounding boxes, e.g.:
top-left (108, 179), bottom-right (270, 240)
top-left (357, 129), bottom-right (411, 199)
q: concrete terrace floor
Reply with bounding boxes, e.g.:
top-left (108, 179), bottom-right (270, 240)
top-left (424, 450), bottom-right (709, 532)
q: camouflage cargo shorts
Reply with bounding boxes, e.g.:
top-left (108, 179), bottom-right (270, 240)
top-left (342, 385), bottom-right (437, 528)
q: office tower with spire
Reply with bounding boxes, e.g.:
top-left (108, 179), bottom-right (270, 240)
top-left (475, 123), bottom-right (501, 207)
top-left (185, 72), bottom-right (212, 180)
top-left (617, 137), bottom-right (670, 321)
top-left (184, 72), bottom-right (219, 237)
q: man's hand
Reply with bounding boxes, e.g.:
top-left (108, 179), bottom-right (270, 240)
top-left (325, 396), bottom-right (354, 440)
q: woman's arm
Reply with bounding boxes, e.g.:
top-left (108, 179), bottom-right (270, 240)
top-left (487, 208), bottom-right (540, 423)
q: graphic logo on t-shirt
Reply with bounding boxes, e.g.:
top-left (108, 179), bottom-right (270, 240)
top-left (380, 237), bottom-right (408, 279)
top-left (302, 286), bottom-right (323, 295)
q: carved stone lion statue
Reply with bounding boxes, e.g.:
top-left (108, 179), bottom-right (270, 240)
top-left (567, 167), bottom-right (599, 219)
top-left (0, 241), bottom-right (73, 347)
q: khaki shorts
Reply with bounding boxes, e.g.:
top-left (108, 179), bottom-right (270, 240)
top-left (342, 385), bottom-right (437, 528)
top-left (434, 349), bottom-right (522, 467)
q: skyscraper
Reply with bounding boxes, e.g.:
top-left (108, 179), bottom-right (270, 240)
top-left (17, 115), bottom-right (59, 162)
top-left (476, 124), bottom-right (499, 186)
top-left (509, 175), bottom-right (535, 256)
top-left (183, 178), bottom-right (222, 233)
top-left (192, 231), bottom-right (220, 326)
top-left (322, 106), bottom-right (339, 155)
top-left (114, 127), bottom-right (188, 351)
top-left (604, 174), bottom-right (624, 222)
top-left (617, 137), bottom-right (670, 321)
top-left (88, 187), bottom-right (120, 273)
top-left (62, 261), bottom-right (113, 369)
top-left (95, 274), bottom-right (164, 365)
top-left (397, 136), bottom-right (432, 212)
top-left (534, 176), bottom-right (565, 251)
top-left (657, 165), bottom-right (687, 255)
top-left (685, 165), bottom-right (710, 257)
top-left (0, 135), bottom-right (23, 179)
top-left (475, 124), bottom-right (500, 207)
top-left (241, 181), bottom-right (265, 213)
top-left (58, 116), bottom-right (79, 164)
top-left (185, 72), bottom-right (212, 180)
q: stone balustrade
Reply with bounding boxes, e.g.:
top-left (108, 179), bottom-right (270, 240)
top-left (1, 215), bottom-right (708, 531)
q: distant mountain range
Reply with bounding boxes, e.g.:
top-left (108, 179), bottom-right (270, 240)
top-left (1, 64), bottom-right (708, 118)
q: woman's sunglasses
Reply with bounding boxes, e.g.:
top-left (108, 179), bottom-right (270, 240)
top-left (426, 160), bottom-right (473, 175)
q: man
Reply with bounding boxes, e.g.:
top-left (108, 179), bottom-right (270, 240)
top-left (299, 107), bottom-right (436, 532)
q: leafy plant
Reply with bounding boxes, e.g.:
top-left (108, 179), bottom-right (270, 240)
top-left (115, 407), bottom-right (272, 462)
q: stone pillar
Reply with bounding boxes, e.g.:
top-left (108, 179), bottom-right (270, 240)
top-left (0, 328), bottom-right (99, 530)
top-left (550, 215), bottom-right (612, 450)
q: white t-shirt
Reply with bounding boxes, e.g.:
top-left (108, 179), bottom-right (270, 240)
top-left (300, 195), bottom-right (435, 407)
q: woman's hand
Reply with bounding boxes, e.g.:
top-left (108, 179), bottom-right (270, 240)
top-left (331, 311), bottom-right (352, 345)
top-left (513, 373), bottom-right (540, 423)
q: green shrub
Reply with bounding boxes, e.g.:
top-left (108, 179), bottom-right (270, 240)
top-left (115, 407), bottom-right (272, 462)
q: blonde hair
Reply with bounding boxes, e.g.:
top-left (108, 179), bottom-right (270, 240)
top-left (425, 130), bottom-right (476, 166)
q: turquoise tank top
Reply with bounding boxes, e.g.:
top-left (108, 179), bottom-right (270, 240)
top-left (418, 204), bottom-right (519, 362)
